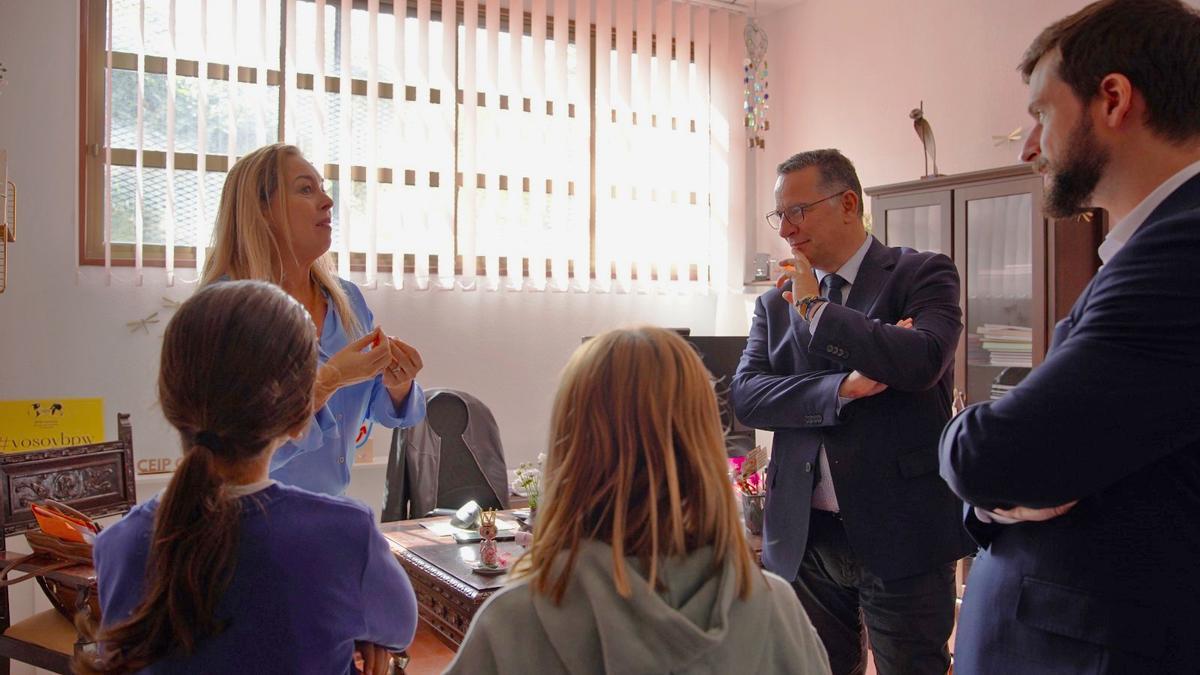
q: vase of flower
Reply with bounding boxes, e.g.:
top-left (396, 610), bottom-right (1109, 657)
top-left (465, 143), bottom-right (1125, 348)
top-left (729, 447), bottom-right (768, 534)
top-left (513, 454), bottom-right (544, 527)
top-left (742, 493), bottom-right (766, 535)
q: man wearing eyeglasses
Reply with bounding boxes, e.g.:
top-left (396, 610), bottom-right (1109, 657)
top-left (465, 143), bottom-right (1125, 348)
top-left (732, 149), bottom-right (973, 675)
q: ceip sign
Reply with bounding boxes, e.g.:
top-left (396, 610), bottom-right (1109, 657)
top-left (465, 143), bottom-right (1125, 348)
top-left (137, 457), bottom-right (182, 475)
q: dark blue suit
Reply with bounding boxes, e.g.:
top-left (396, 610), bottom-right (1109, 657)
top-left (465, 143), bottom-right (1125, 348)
top-left (733, 237), bottom-right (974, 583)
top-left (940, 173), bottom-right (1200, 674)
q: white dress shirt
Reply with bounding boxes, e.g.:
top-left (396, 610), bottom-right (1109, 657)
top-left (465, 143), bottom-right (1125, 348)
top-left (1098, 158), bottom-right (1200, 263)
top-left (806, 234), bottom-right (873, 513)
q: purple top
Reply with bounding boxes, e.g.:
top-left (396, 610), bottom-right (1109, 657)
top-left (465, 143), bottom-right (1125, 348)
top-left (95, 483), bottom-right (417, 673)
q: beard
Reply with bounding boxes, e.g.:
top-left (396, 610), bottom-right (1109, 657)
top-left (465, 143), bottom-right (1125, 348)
top-left (1042, 116), bottom-right (1109, 218)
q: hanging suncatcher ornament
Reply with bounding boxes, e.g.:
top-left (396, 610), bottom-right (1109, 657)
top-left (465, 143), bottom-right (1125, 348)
top-left (744, 18), bottom-right (769, 149)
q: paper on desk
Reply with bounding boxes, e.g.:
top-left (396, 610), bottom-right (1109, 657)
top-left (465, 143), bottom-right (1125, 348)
top-left (421, 518), bottom-right (519, 537)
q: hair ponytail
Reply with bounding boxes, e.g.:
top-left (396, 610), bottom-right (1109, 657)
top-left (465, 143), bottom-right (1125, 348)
top-left (75, 280), bottom-right (317, 673)
top-left (75, 444), bottom-right (242, 673)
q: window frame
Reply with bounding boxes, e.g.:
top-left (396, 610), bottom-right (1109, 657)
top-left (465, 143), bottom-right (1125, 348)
top-left (79, 0), bottom-right (705, 281)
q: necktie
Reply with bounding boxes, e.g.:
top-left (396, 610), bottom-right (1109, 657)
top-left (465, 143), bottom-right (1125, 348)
top-left (812, 273), bottom-right (848, 513)
top-left (825, 273), bottom-right (847, 306)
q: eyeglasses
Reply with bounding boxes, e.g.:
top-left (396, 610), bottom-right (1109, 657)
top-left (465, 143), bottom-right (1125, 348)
top-left (765, 190), bottom-right (846, 230)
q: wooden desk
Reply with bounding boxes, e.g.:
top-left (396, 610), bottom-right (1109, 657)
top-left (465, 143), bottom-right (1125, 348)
top-left (382, 513), bottom-right (763, 651)
top-left (380, 515), bottom-right (525, 649)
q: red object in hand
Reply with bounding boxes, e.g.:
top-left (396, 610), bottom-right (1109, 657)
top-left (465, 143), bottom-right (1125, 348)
top-left (371, 330), bottom-right (382, 348)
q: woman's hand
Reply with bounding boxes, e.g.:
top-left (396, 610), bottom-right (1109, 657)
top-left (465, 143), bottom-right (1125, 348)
top-left (314, 328), bottom-right (391, 409)
top-left (383, 337), bottom-right (423, 405)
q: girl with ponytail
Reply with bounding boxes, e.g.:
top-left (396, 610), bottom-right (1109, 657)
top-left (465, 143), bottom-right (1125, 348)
top-left (78, 280), bottom-right (416, 674)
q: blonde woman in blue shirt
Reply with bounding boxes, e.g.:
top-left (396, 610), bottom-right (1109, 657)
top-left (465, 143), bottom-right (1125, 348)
top-left (200, 143), bottom-right (425, 496)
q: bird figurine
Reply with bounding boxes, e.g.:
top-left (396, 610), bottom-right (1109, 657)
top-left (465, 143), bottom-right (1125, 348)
top-left (910, 101), bottom-right (941, 178)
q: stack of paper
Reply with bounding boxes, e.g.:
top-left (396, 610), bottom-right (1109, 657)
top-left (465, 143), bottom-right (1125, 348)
top-left (420, 518), bottom-right (519, 537)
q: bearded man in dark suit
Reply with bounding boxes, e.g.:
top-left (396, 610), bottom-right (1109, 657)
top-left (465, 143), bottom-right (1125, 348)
top-left (940, 1), bottom-right (1200, 672)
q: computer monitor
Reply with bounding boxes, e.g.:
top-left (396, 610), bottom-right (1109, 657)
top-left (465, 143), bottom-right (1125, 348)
top-left (682, 336), bottom-right (755, 458)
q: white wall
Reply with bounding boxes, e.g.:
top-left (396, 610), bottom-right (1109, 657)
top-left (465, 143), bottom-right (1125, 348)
top-left (0, 0), bottom-right (756, 490)
top-left (747, 0), bottom-right (1200, 261)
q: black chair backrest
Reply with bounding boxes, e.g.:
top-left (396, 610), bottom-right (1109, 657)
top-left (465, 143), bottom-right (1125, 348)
top-left (381, 391), bottom-right (506, 522)
top-left (426, 394), bottom-right (502, 512)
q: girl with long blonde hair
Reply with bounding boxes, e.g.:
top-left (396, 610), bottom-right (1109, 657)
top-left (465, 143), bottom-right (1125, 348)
top-left (201, 143), bottom-right (425, 496)
top-left (447, 327), bottom-right (831, 674)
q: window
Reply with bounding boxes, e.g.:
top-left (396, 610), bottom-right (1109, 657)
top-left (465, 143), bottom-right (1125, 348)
top-left (80, 0), bottom-right (742, 291)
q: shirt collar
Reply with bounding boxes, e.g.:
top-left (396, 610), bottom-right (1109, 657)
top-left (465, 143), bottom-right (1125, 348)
top-left (814, 234), bottom-right (873, 287)
top-left (227, 478), bottom-right (277, 497)
top-left (1099, 158), bottom-right (1200, 263)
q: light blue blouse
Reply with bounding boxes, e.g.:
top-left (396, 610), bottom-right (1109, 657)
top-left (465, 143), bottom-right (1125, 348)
top-left (270, 279), bottom-right (425, 495)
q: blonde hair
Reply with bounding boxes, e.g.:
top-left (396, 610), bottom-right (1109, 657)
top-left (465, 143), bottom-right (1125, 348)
top-left (517, 326), bottom-right (756, 604)
top-left (199, 143), bottom-right (360, 336)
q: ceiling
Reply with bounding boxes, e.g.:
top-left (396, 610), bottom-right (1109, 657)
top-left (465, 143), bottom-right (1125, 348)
top-left (724, 0), bottom-right (805, 16)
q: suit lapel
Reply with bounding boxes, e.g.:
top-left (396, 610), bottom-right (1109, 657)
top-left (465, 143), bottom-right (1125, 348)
top-left (845, 237), bottom-right (895, 314)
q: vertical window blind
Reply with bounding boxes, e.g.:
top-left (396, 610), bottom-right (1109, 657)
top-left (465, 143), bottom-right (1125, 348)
top-left (82, 0), bottom-right (744, 293)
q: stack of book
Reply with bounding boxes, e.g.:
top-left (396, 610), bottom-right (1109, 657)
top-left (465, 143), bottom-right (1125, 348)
top-left (966, 333), bottom-right (989, 365)
top-left (990, 367), bottom-right (1030, 400)
top-left (976, 324), bottom-right (1033, 368)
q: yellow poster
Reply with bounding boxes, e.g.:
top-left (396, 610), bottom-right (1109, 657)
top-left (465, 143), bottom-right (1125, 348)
top-left (0, 399), bottom-right (105, 453)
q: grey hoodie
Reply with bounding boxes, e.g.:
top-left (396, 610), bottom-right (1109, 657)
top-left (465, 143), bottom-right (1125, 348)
top-left (444, 539), bottom-right (832, 674)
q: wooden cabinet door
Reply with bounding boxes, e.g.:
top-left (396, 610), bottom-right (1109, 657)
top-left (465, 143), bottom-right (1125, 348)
top-left (871, 190), bottom-right (953, 256)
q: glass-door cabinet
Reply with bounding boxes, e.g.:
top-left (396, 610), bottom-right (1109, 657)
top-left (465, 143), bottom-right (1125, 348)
top-left (877, 191), bottom-right (952, 257)
top-left (867, 165), bottom-right (1098, 407)
top-left (955, 180), bottom-right (1045, 404)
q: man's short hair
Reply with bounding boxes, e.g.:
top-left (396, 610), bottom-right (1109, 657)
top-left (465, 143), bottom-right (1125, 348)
top-left (776, 149), bottom-right (863, 216)
top-left (1020, 0), bottom-right (1200, 143)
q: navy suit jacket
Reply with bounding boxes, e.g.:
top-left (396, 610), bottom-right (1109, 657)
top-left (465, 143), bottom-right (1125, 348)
top-left (733, 237), bottom-right (974, 582)
top-left (940, 173), bottom-right (1200, 674)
